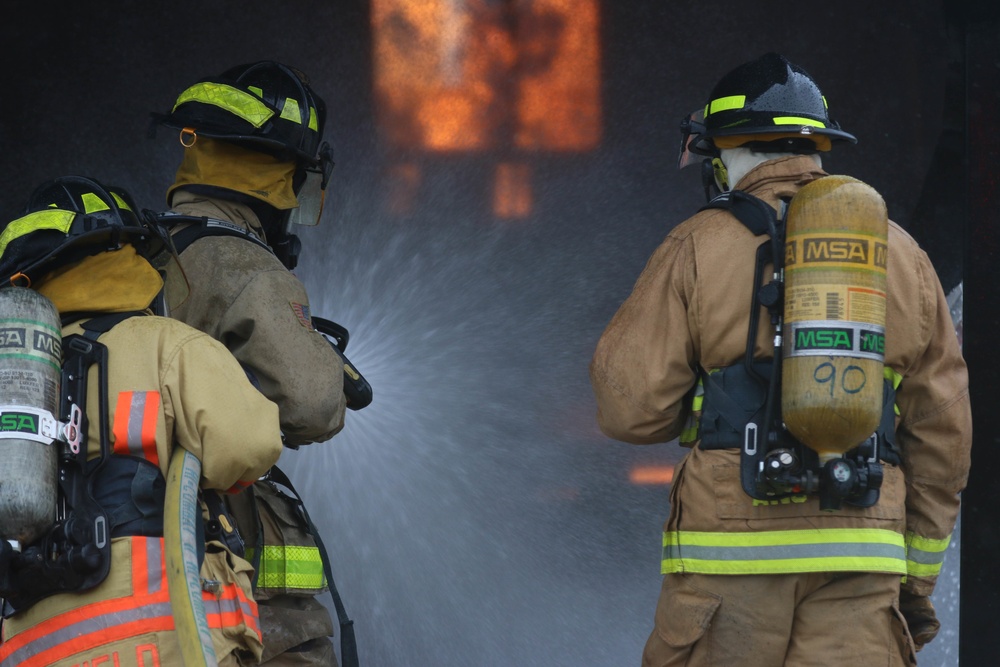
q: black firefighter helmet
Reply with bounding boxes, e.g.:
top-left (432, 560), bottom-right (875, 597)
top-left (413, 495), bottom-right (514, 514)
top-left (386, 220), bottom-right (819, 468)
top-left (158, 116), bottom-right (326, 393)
top-left (152, 60), bottom-right (333, 172)
top-left (0, 176), bottom-right (166, 287)
top-left (679, 52), bottom-right (857, 165)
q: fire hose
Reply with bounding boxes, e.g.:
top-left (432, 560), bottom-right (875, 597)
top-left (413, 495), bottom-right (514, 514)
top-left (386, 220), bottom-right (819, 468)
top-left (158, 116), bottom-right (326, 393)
top-left (164, 446), bottom-right (218, 666)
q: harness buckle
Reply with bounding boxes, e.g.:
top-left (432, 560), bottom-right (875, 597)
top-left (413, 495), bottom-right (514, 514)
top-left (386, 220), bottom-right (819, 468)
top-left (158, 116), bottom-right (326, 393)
top-left (64, 404), bottom-right (83, 455)
top-left (744, 422), bottom-right (758, 456)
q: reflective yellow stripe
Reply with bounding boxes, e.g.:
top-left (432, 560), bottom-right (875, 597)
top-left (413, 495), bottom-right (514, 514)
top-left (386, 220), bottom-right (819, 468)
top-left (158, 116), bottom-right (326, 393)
top-left (905, 531), bottom-right (951, 578)
top-left (883, 366), bottom-right (903, 389)
top-left (250, 544), bottom-right (327, 590)
top-left (174, 82), bottom-right (275, 128)
top-left (679, 376), bottom-right (706, 445)
top-left (883, 367), bottom-right (902, 414)
top-left (708, 95), bottom-right (746, 115)
top-left (80, 191), bottom-right (114, 214)
top-left (662, 528), bottom-right (907, 575)
top-left (279, 97), bottom-right (303, 124)
top-left (679, 424), bottom-right (699, 443)
top-left (772, 116), bottom-right (826, 128)
top-left (0, 209), bottom-right (75, 255)
top-left (277, 100), bottom-right (320, 131)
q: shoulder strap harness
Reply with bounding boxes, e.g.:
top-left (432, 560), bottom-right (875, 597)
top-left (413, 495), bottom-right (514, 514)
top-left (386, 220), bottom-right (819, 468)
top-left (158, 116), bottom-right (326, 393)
top-left (157, 212), bottom-right (273, 256)
top-left (1, 312), bottom-right (153, 615)
top-left (695, 191), bottom-right (897, 510)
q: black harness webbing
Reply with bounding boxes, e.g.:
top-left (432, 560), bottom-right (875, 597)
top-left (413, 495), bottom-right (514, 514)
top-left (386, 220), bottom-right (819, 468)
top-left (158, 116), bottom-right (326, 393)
top-left (264, 465), bottom-right (359, 667)
top-left (701, 190), bottom-right (779, 237)
top-left (79, 312), bottom-right (169, 538)
top-left (157, 213), bottom-right (273, 256)
top-left (695, 190), bottom-right (901, 471)
top-left (2, 311), bottom-right (147, 615)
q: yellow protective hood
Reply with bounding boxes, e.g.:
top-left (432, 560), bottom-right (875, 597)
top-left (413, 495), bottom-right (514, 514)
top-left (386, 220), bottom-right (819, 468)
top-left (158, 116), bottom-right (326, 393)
top-left (168, 135), bottom-right (300, 210)
top-left (36, 245), bottom-right (164, 314)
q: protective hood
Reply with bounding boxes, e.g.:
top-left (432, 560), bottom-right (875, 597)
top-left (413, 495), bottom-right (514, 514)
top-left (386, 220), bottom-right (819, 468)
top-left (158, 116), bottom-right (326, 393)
top-left (36, 245), bottom-right (163, 315)
top-left (168, 136), bottom-right (299, 211)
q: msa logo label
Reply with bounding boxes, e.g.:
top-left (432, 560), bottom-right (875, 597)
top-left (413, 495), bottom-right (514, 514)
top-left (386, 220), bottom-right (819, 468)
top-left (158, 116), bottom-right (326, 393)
top-left (0, 327), bottom-right (27, 349)
top-left (873, 242), bottom-right (888, 269)
top-left (33, 330), bottom-right (61, 356)
top-left (860, 330), bottom-right (885, 355)
top-left (795, 327), bottom-right (854, 351)
top-left (804, 238), bottom-right (869, 264)
top-left (0, 411), bottom-right (39, 435)
top-left (786, 237), bottom-right (887, 269)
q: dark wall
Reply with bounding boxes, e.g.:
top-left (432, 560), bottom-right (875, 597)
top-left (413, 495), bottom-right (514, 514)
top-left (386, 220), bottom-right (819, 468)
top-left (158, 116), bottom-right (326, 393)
top-left (2, 1), bottom-right (952, 234)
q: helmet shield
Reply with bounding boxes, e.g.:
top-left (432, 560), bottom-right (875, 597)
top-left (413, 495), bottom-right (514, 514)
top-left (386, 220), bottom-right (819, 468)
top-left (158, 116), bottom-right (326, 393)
top-left (287, 142), bottom-right (335, 227)
top-left (678, 108), bottom-right (708, 169)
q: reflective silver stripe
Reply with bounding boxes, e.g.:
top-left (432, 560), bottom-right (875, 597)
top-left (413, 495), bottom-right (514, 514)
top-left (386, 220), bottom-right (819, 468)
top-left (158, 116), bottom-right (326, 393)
top-left (665, 541), bottom-right (906, 562)
top-left (2, 601), bottom-right (174, 664)
top-left (124, 392), bottom-right (149, 457)
top-left (905, 533), bottom-right (951, 577)
top-left (147, 536), bottom-right (163, 594)
top-left (906, 545), bottom-right (947, 566)
top-left (662, 529), bottom-right (908, 575)
top-left (204, 594), bottom-right (247, 616)
top-left (241, 597), bottom-right (257, 618)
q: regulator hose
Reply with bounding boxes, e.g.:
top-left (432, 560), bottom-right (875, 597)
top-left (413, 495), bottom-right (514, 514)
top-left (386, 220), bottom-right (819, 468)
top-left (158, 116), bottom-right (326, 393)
top-left (164, 447), bottom-right (218, 666)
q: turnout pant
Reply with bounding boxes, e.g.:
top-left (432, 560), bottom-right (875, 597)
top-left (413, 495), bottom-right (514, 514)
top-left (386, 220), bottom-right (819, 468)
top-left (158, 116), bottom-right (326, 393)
top-left (641, 571), bottom-right (917, 667)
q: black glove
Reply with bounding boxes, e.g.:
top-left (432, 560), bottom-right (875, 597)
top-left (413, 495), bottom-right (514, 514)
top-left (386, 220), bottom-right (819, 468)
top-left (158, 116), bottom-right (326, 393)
top-left (899, 588), bottom-right (940, 651)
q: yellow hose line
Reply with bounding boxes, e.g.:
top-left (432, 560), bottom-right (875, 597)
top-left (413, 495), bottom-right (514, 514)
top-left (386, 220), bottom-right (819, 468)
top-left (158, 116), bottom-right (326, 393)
top-left (164, 447), bottom-right (218, 666)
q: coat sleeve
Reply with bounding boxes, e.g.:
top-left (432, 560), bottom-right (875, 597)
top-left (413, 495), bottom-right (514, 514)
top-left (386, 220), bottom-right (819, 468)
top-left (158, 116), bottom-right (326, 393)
top-left (164, 329), bottom-right (283, 492)
top-left (221, 268), bottom-right (346, 445)
top-left (894, 252), bottom-right (972, 596)
top-left (590, 233), bottom-right (700, 444)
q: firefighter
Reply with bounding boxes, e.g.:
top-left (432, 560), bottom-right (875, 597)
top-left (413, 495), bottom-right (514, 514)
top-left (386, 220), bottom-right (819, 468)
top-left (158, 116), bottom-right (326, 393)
top-left (149, 61), bottom-right (351, 666)
top-left (589, 53), bottom-right (972, 666)
top-left (0, 176), bottom-right (283, 666)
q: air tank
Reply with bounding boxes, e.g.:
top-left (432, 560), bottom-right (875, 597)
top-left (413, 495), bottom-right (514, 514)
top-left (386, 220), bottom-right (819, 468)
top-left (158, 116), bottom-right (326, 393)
top-left (0, 287), bottom-right (62, 546)
top-left (781, 175), bottom-right (888, 462)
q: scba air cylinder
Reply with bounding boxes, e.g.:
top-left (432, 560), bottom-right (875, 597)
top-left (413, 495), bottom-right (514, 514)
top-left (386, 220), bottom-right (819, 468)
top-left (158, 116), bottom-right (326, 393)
top-left (782, 175), bottom-right (888, 462)
top-left (0, 287), bottom-right (62, 546)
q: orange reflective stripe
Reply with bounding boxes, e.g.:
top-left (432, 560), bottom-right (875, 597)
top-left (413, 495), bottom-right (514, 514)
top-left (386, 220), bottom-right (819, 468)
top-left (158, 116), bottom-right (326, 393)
top-left (112, 390), bottom-right (131, 455)
top-left (202, 574), bottom-right (261, 638)
top-left (17, 615), bottom-right (175, 666)
top-left (0, 537), bottom-right (259, 664)
top-left (112, 391), bottom-right (161, 466)
top-left (0, 538), bottom-right (173, 665)
top-left (227, 479), bottom-right (253, 494)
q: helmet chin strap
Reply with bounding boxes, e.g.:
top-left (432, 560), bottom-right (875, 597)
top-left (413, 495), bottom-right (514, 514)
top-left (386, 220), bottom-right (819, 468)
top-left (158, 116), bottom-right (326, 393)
top-left (701, 158), bottom-right (721, 202)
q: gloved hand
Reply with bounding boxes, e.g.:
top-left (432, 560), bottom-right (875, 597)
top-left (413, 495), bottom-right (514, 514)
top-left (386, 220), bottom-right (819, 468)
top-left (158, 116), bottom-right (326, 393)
top-left (899, 588), bottom-right (940, 651)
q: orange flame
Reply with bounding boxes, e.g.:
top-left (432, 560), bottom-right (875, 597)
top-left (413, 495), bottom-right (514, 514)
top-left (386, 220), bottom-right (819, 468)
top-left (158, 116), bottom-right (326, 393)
top-left (372, 0), bottom-right (601, 153)
top-left (493, 162), bottom-right (533, 218)
top-left (629, 465), bottom-right (675, 486)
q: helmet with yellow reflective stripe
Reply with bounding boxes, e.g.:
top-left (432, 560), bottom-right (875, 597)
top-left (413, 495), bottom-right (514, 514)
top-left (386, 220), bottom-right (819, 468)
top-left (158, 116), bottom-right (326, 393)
top-left (0, 176), bottom-right (164, 286)
top-left (154, 60), bottom-right (329, 167)
top-left (680, 53), bottom-right (856, 162)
